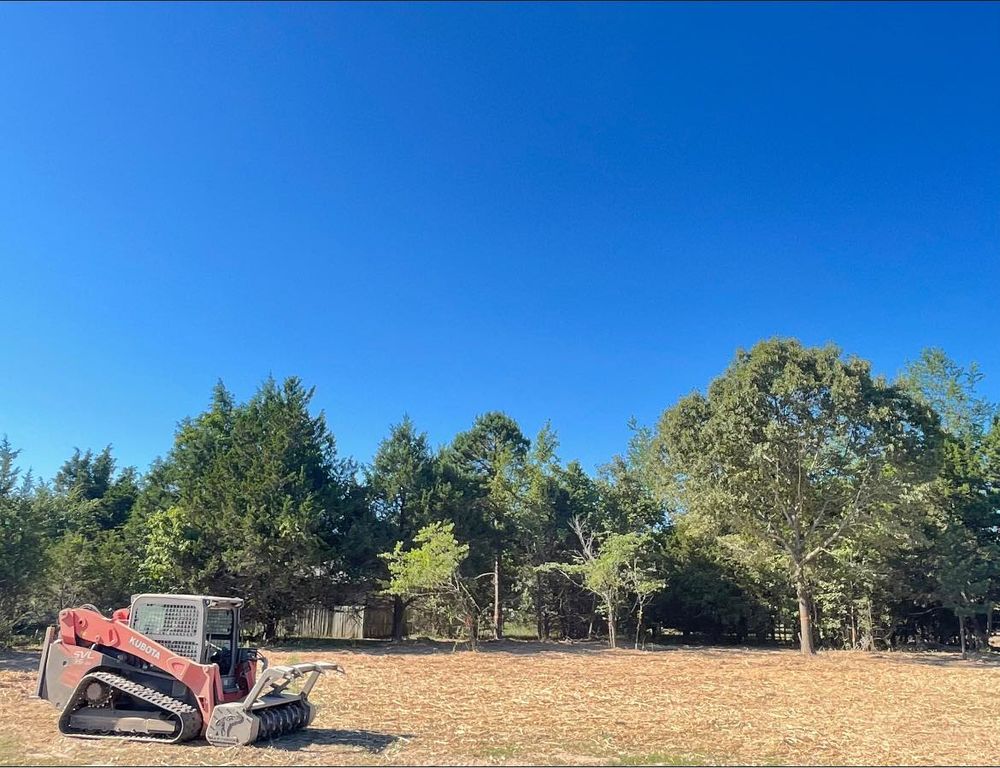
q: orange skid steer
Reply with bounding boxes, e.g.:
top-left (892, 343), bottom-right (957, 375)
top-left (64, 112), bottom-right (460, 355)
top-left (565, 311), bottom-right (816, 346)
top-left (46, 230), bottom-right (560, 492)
top-left (35, 594), bottom-right (342, 746)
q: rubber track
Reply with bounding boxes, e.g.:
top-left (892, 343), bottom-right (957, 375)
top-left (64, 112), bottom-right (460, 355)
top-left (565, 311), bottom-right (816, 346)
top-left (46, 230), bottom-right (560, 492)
top-left (58, 670), bottom-right (202, 743)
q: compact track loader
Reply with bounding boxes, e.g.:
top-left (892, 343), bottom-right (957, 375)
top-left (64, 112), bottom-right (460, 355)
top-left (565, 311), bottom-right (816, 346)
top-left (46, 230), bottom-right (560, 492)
top-left (35, 594), bottom-right (342, 747)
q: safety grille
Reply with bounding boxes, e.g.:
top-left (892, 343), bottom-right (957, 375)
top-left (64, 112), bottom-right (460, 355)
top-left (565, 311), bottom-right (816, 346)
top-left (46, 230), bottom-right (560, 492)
top-left (161, 604), bottom-right (198, 635)
top-left (134, 603), bottom-right (199, 637)
top-left (160, 639), bottom-right (199, 660)
top-left (206, 609), bottom-right (233, 635)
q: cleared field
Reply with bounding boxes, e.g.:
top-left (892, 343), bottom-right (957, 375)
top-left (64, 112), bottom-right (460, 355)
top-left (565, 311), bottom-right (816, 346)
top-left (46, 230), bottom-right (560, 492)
top-left (2, 642), bottom-right (998, 766)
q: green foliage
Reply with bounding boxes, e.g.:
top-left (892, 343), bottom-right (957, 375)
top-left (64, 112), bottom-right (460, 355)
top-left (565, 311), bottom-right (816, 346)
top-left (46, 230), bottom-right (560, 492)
top-left (541, 520), bottom-right (665, 648)
top-left (0, 437), bottom-right (46, 641)
top-left (655, 339), bottom-right (941, 653)
top-left (368, 416), bottom-right (436, 545)
top-left (3, 339), bottom-right (998, 657)
top-left (382, 521), bottom-right (470, 595)
top-left (899, 348), bottom-right (995, 440)
top-left (380, 521), bottom-right (483, 644)
top-left (594, 455), bottom-right (666, 535)
top-left (38, 529), bottom-right (136, 615)
top-left (654, 515), bottom-right (777, 642)
top-left (448, 411), bottom-right (531, 637)
top-left (893, 350), bottom-right (1000, 651)
top-left (137, 377), bottom-right (354, 636)
top-left (52, 447), bottom-right (139, 533)
top-left (26, 445), bottom-right (143, 621)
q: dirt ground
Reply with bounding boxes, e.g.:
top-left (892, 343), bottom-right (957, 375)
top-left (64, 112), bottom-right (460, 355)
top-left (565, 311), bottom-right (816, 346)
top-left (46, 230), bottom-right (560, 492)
top-left (2, 641), bottom-right (999, 766)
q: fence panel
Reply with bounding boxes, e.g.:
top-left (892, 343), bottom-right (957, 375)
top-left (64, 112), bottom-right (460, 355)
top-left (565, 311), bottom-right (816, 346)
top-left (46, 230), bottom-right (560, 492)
top-left (293, 605), bottom-right (364, 639)
top-left (283, 605), bottom-right (395, 640)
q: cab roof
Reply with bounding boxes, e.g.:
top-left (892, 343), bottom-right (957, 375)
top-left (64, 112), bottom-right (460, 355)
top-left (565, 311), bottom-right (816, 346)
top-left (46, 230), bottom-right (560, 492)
top-left (130, 593), bottom-right (245, 608)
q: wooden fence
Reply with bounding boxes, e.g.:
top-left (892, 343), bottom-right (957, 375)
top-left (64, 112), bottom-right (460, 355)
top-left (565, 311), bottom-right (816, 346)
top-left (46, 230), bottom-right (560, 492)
top-left (288, 604), bottom-right (394, 640)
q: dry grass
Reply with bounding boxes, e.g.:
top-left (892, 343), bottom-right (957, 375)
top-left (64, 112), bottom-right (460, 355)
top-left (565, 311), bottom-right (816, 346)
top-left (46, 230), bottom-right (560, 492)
top-left (2, 641), bottom-right (999, 765)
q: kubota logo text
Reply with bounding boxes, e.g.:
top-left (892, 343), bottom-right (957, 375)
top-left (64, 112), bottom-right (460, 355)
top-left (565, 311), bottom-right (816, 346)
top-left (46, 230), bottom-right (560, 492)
top-left (128, 636), bottom-right (161, 660)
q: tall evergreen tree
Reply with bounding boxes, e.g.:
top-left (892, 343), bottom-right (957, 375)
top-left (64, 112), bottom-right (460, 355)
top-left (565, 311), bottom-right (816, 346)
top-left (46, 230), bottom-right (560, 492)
top-left (897, 349), bottom-right (1000, 653)
top-left (519, 423), bottom-right (566, 638)
top-left (449, 412), bottom-right (530, 639)
top-left (0, 436), bottom-right (46, 641)
top-left (140, 377), bottom-right (352, 638)
top-left (368, 416), bottom-right (437, 638)
top-left (32, 446), bottom-right (141, 617)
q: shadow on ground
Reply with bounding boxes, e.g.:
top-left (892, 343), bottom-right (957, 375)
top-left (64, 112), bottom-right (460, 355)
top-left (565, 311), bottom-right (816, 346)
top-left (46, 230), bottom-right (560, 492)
top-left (271, 638), bottom-right (802, 657)
top-left (271, 637), bottom-right (622, 656)
top-left (259, 727), bottom-right (411, 753)
top-left (871, 650), bottom-right (1000, 668)
top-left (0, 650), bottom-right (39, 672)
top-left (271, 638), bottom-right (1000, 669)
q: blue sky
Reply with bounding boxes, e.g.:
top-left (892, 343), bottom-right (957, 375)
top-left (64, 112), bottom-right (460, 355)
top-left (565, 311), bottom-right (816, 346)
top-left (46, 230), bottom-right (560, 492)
top-left (1, 2), bottom-right (998, 481)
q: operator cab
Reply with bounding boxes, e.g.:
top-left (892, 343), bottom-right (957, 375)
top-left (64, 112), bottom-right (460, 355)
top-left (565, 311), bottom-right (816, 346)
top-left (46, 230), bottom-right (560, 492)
top-left (129, 594), bottom-right (245, 691)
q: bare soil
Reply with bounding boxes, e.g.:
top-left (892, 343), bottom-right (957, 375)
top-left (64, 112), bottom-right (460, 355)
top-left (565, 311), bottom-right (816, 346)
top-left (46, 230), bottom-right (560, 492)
top-left (2, 641), bottom-right (999, 765)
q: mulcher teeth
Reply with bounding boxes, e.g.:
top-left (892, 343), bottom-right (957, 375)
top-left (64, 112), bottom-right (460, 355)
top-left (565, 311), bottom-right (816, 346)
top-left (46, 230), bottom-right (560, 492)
top-left (255, 700), bottom-right (311, 741)
top-left (205, 662), bottom-right (338, 746)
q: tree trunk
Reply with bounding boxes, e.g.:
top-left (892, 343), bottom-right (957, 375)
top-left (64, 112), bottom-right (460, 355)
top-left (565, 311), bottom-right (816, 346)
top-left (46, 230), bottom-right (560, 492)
top-left (812, 594), bottom-right (820, 647)
top-left (959, 614), bottom-right (967, 659)
top-left (607, 609), bottom-right (617, 649)
top-left (976, 612), bottom-right (990, 651)
top-left (535, 572), bottom-right (543, 640)
top-left (391, 596), bottom-right (406, 641)
top-left (467, 609), bottom-right (479, 651)
top-left (796, 578), bottom-right (816, 655)
top-left (492, 554), bottom-right (503, 640)
top-left (634, 605), bottom-right (644, 650)
top-left (868, 601), bottom-right (875, 650)
top-left (263, 618), bottom-right (277, 644)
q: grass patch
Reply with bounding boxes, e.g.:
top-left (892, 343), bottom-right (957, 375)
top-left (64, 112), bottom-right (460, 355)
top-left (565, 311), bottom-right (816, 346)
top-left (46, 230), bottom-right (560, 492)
top-left (612, 753), bottom-right (709, 766)
top-left (479, 744), bottom-right (520, 761)
top-left (0, 734), bottom-right (24, 766)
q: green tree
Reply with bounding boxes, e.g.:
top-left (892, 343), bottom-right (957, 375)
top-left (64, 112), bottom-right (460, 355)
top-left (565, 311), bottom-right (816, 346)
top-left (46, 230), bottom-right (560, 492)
top-left (518, 423), bottom-right (568, 638)
top-left (381, 521), bottom-right (484, 647)
top-left (0, 437), bottom-right (46, 643)
top-left (899, 348), bottom-right (995, 439)
top-left (654, 514), bottom-right (777, 644)
top-left (31, 446), bottom-right (142, 620)
top-left (449, 412), bottom-right (530, 639)
top-left (931, 525), bottom-right (994, 658)
top-left (565, 429), bottom-right (667, 641)
top-left (53, 446), bottom-right (140, 533)
top-left (897, 349), bottom-right (1000, 652)
top-left (594, 454), bottom-right (666, 535)
top-left (140, 377), bottom-right (353, 639)
top-left (547, 460), bottom-right (601, 638)
top-left (655, 339), bottom-right (940, 654)
top-left (368, 416), bottom-right (437, 638)
top-left (810, 520), bottom-right (910, 650)
top-left (541, 518), bottom-right (664, 648)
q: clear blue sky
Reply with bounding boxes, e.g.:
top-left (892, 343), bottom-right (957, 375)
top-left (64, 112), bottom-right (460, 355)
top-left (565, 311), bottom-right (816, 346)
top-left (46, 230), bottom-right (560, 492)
top-left (1, 2), bottom-right (998, 481)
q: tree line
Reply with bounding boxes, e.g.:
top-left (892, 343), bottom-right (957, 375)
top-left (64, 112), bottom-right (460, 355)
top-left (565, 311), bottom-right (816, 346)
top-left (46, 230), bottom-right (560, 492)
top-left (2, 339), bottom-right (998, 656)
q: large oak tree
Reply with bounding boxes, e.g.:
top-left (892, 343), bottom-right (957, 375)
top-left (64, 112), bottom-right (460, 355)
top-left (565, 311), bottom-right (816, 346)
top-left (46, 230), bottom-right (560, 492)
top-left (655, 339), bottom-right (940, 654)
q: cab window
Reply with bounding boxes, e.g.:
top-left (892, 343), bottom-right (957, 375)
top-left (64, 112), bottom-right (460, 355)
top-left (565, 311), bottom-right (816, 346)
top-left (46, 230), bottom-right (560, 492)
top-left (205, 608), bottom-right (235, 673)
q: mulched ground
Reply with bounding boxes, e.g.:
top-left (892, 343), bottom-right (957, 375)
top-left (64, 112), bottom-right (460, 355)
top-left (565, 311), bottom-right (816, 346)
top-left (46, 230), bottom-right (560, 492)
top-left (2, 641), bottom-right (999, 766)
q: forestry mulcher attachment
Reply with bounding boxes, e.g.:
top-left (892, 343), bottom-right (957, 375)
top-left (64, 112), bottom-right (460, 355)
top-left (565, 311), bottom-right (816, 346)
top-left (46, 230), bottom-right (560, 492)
top-left (35, 594), bottom-right (342, 747)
